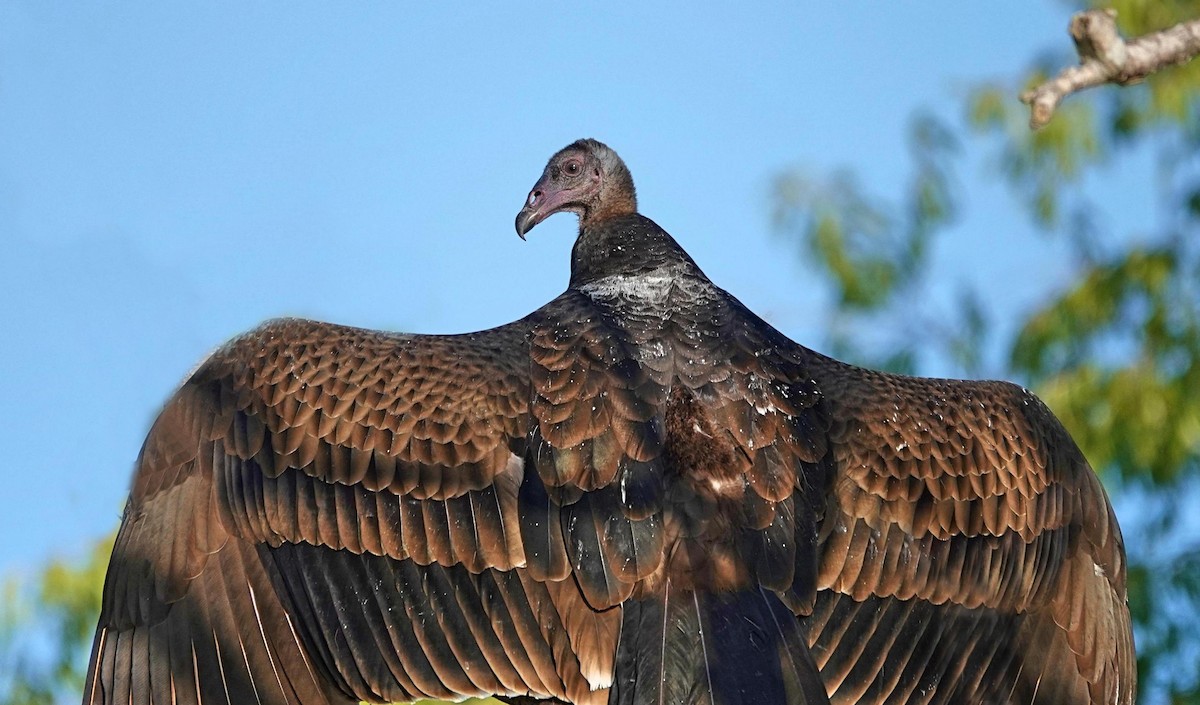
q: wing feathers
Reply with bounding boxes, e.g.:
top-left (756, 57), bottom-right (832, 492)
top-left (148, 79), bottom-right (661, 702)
top-left (87, 320), bottom-right (545, 704)
top-left (215, 440), bottom-right (530, 571)
top-left (86, 534), bottom-right (346, 705)
top-left (266, 542), bottom-right (606, 704)
top-left (800, 352), bottom-right (1134, 703)
top-left (88, 278), bottom-right (1134, 705)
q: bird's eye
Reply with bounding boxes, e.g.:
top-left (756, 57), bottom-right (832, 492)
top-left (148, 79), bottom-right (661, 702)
top-left (565, 161), bottom-right (581, 176)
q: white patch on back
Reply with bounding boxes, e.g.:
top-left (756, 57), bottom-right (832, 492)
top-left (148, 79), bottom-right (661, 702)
top-left (579, 264), bottom-right (721, 375)
top-left (577, 265), bottom-right (687, 304)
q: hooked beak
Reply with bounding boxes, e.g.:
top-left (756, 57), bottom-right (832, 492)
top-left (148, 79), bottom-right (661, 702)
top-left (515, 194), bottom-right (543, 240)
top-left (515, 174), bottom-right (580, 239)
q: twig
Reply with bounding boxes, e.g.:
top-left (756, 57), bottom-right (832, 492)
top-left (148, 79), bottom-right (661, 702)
top-left (1021, 9), bottom-right (1200, 129)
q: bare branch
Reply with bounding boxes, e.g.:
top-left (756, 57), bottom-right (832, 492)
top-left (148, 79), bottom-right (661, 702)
top-left (1021, 9), bottom-right (1200, 129)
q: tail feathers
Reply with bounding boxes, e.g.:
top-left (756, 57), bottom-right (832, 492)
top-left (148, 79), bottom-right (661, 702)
top-left (610, 585), bottom-right (829, 705)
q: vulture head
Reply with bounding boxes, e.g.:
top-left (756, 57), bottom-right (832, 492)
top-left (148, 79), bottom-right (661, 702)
top-left (515, 138), bottom-right (638, 239)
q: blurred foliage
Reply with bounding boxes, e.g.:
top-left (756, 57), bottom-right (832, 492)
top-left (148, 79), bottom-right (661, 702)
top-left (774, 2), bottom-right (1200, 703)
top-left (772, 112), bottom-right (962, 373)
top-left (5, 3), bottom-right (1200, 705)
top-left (0, 535), bottom-right (111, 705)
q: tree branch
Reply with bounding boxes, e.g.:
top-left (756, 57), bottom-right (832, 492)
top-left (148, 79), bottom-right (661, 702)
top-left (1021, 9), bottom-right (1200, 129)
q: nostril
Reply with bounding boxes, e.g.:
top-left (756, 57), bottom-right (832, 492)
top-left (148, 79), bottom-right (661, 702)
top-left (528, 191), bottom-right (541, 207)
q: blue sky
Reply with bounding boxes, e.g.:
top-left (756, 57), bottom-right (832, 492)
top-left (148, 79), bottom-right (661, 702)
top-left (0, 3), bottom-right (1157, 574)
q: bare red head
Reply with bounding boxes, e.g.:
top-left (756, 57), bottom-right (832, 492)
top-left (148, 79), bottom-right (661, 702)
top-left (515, 139), bottom-right (638, 239)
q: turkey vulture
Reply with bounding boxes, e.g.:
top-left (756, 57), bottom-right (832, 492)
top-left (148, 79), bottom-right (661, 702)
top-left (84, 139), bottom-right (1135, 705)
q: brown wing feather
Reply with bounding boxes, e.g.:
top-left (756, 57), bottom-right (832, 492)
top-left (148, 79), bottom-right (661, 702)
top-left (526, 292), bottom-right (668, 610)
top-left (801, 352), bottom-right (1135, 704)
top-left (84, 317), bottom-right (610, 705)
top-left (88, 385), bottom-right (346, 705)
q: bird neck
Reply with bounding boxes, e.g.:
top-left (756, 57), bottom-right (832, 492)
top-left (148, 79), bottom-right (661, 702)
top-left (568, 213), bottom-right (703, 288)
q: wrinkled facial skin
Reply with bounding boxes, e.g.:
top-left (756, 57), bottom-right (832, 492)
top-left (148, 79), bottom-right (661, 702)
top-left (515, 149), bottom-right (602, 238)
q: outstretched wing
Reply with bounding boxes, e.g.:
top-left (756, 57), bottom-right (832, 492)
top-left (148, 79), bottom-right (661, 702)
top-left (84, 317), bottom-right (605, 705)
top-left (801, 355), bottom-right (1135, 705)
